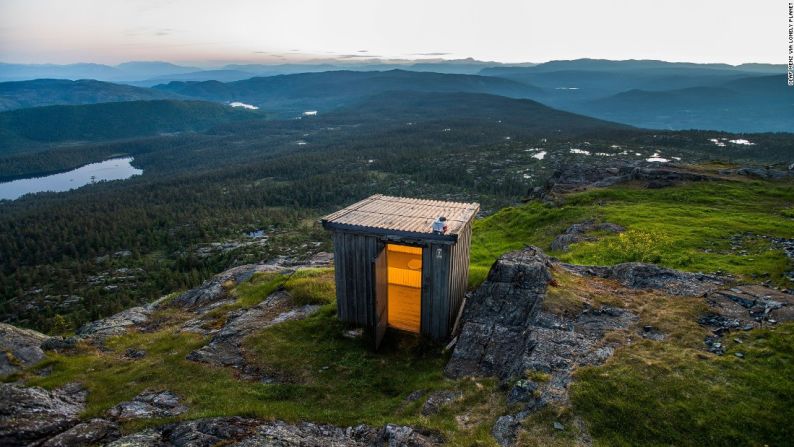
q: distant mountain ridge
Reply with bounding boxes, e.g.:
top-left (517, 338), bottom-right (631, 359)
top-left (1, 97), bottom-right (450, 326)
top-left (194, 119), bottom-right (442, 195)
top-left (0, 58), bottom-right (523, 83)
top-left (0, 79), bottom-right (182, 111)
top-left (153, 69), bottom-right (546, 116)
top-left (576, 75), bottom-right (794, 132)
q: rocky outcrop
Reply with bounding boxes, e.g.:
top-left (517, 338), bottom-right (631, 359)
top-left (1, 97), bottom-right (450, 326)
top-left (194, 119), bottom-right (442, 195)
top-left (76, 305), bottom-right (154, 340)
top-left (0, 322), bottom-right (50, 377)
top-left (700, 285), bottom-right (794, 354)
top-left (530, 161), bottom-right (720, 200)
top-left (447, 247), bottom-right (638, 446)
top-left (186, 289), bottom-right (320, 380)
top-left (39, 418), bottom-right (120, 447)
top-left (72, 258), bottom-right (326, 344)
top-left (550, 221), bottom-right (625, 252)
top-left (107, 390), bottom-right (187, 421)
top-left (106, 417), bottom-right (442, 447)
top-left (0, 382), bottom-right (89, 446)
top-left (562, 262), bottom-right (726, 296)
top-left (172, 263), bottom-right (292, 311)
top-left (445, 247), bottom-right (553, 380)
top-left (730, 166), bottom-right (793, 180)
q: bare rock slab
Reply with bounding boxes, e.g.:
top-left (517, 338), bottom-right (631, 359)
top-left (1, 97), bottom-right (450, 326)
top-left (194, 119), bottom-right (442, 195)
top-left (186, 289), bottom-right (320, 380)
top-left (40, 418), bottom-right (120, 447)
top-left (106, 417), bottom-right (442, 447)
top-left (445, 247), bottom-right (552, 379)
top-left (108, 390), bottom-right (187, 421)
top-left (0, 382), bottom-right (86, 446)
top-left (0, 322), bottom-right (50, 377)
top-left (562, 262), bottom-right (725, 296)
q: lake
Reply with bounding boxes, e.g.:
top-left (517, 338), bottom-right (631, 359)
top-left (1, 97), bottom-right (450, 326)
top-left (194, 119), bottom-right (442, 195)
top-left (0, 157), bottom-right (143, 201)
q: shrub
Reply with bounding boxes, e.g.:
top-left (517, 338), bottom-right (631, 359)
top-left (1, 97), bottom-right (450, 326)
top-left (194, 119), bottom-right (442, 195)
top-left (600, 229), bottom-right (672, 264)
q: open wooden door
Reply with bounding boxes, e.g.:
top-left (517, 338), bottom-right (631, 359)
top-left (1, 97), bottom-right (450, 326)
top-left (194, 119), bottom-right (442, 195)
top-left (373, 246), bottom-right (388, 350)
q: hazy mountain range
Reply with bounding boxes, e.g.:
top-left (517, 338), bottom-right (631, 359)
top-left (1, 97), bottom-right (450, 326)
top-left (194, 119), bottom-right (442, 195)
top-left (0, 58), bottom-right (790, 132)
top-left (0, 58), bottom-right (530, 84)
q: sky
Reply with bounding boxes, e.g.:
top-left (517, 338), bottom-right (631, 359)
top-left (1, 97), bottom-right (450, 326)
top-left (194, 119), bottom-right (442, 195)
top-left (0, 0), bottom-right (783, 66)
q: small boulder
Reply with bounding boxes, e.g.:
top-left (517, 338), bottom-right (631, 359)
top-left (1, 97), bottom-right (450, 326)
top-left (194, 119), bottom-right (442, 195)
top-left (107, 390), bottom-right (187, 420)
top-left (124, 348), bottom-right (146, 360)
top-left (0, 322), bottom-right (51, 377)
top-left (40, 418), bottom-right (120, 447)
top-left (421, 390), bottom-right (463, 416)
top-left (492, 414), bottom-right (520, 447)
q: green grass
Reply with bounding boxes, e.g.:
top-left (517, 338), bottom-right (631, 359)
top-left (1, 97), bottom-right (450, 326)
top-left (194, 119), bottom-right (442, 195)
top-left (232, 272), bottom-right (286, 308)
top-left (14, 176), bottom-right (794, 446)
top-left (570, 324), bottom-right (794, 447)
top-left (282, 268), bottom-right (336, 305)
top-left (243, 305), bottom-right (505, 443)
top-left (470, 180), bottom-right (794, 287)
top-left (20, 271), bottom-right (504, 445)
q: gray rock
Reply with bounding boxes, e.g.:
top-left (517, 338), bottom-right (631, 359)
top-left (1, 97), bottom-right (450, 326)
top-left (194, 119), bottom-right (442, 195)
top-left (700, 284), bottom-right (794, 351)
top-left (421, 390), bottom-right (462, 416)
top-left (404, 390), bottom-right (426, 402)
top-left (186, 290), bottom-right (320, 380)
top-left (735, 167), bottom-right (791, 180)
top-left (551, 221), bottom-right (625, 252)
top-left (446, 247), bottom-right (637, 444)
top-left (563, 262), bottom-right (725, 296)
top-left (76, 306), bottom-right (152, 340)
top-left (163, 417), bottom-right (259, 446)
top-left (531, 161), bottom-right (718, 200)
top-left (40, 418), bottom-right (120, 447)
top-left (553, 421), bottom-right (565, 431)
top-left (306, 251), bottom-right (334, 266)
top-left (640, 325), bottom-right (666, 341)
top-left (171, 264), bottom-right (287, 311)
top-left (107, 390), bottom-right (187, 420)
top-left (445, 247), bottom-right (552, 379)
top-left (41, 336), bottom-right (78, 352)
top-left (506, 379), bottom-right (538, 405)
top-left (0, 382), bottom-right (86, 447)
top-left (0, 322), bottom-right (50, 377)
top-left (492, 415), bottom-right (520, 447)
top-left (105, 428), bottom-right (164, 447)
top-left (108, 417), bottom-right (442, 447)
top-left (125, 348), bottom-right (147, 359)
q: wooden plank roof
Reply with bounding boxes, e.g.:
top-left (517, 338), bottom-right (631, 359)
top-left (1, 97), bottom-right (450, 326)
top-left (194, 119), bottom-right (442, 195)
top-left (321, 194), bottom-right (480, 241)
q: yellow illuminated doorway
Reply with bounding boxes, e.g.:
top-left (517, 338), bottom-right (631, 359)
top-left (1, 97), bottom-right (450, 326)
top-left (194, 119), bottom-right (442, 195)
top-left (386, 244), bottom-right (422, 333)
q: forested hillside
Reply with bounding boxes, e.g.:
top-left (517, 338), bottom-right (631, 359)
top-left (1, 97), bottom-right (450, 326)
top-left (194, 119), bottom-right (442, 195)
top-left (0, 100), bottom-right (264, 153)
top-left (0, 79), bottom-right (182, 111)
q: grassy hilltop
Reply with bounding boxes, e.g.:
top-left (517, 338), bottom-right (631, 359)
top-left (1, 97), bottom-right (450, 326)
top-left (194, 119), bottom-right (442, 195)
top-left (9, 171), bottom-right (794, 446)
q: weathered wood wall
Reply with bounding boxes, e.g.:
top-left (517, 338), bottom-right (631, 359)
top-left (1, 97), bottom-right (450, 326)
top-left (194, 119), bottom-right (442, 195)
top-left (332, 231), bottom-right (381, 327)
top-left (331, 218), bottom-right (474, 341)
top-left (446, 223), bottom-right (472, 332)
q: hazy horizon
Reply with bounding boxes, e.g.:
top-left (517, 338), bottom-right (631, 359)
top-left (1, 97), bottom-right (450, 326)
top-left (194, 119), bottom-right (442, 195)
top-left (0, 0), bottom-right (783, 66)
top-left (0, 56), bottom-right (785, 69)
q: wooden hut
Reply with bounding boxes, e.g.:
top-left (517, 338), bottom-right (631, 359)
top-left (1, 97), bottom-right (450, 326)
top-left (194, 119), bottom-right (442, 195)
top-left (321, 194), bottom-right (479, 347)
